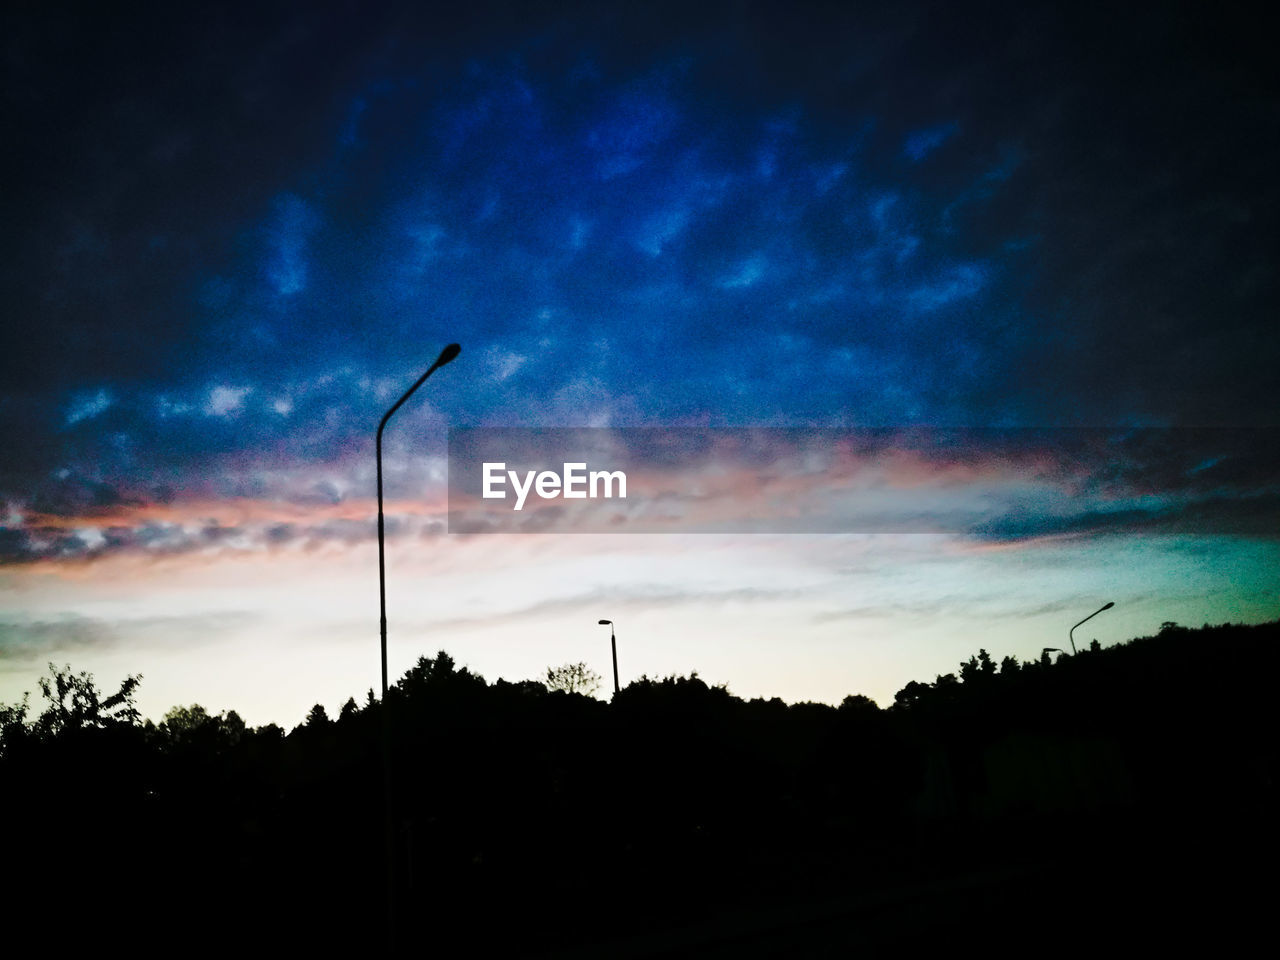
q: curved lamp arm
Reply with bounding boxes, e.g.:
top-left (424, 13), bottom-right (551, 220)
top-left (377, 343), bottom-right (461, 695)
top-left (1068, 601), bottom-right (1114, 655)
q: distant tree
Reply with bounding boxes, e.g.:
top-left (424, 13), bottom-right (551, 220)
top-left (934, 672), bottom-right (959, 693)
top-left (999, 655), bottom-right (1020, 675)
top-left (157, 704), bottom-right (245, 751)
top-left (838, 694), bottom-right (880, 716)
top-left (544, 662), bottom-right (602, 697)
top-left (960, 649), bottom-right (997, 683)
top-left (396, 651), bottom-right (485, 693)
top-left (338, 697), bottom-right (359, 721)
top-left (305, 703), bottom-right (330, 729)
top-left (613, 672), bottom-right (736, 716)
top-left (222, 710), bottom-right (246, 739)
top-left (32, 662), bottom-right (142, 738)
top-left (0, 692), bottom-right (30, 757)
top-left (893, 680), bottom-right (930, 709)
top-left (493, 678), bottom-right (549, 698)
top-left (161, 703), bottom-right (213, 736)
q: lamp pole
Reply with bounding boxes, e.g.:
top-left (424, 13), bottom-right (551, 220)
top-left (378, 342), bottom-right (461, 696)
top-left (599, 619), bottom-right (619, 695)
top-left (1068, 601), bottom-right (1114, 655)
top-left (375, 342), bottom-right (460, 947)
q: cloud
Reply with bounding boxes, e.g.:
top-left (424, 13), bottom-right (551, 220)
top-left (263, 194), bottom-right (321, 296)
top-left (445, 427), bottom-right (1280, 537)
top-left (0, 611), bottom-right (260, 663)
top-left (903, 122), bottom-right (958, 162)
top-left (205, 385), bottom-right (252, 418)
top-left (426, 582), bottom-right (812, 633)
top-left (65, 389), bottom-right (113, 426)
top-left (2, 1), bottom-right (1276, 565)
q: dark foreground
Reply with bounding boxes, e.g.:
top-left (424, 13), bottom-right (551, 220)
top-left (3, 620), bottom-right (1275, 953)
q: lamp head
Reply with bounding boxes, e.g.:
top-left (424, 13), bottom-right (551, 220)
top-left (434, 343), bottom-right (462, 368)
top-left (1101, 601), bottom-right (1114, 611)
top-left (598, 619), bottom-right (612, 625)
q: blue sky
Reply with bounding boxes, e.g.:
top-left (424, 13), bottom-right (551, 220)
top-left (1, 1), bottom-right (1277, 723)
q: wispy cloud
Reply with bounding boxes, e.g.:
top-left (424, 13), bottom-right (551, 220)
top-left (0, 611), bottom-right (260, 663)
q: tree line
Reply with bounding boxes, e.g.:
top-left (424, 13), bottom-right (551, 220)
top-left (1, 620), bottom-right (1275, 954)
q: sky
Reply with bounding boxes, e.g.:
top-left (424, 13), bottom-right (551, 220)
top-left (2, 0), bottom-right (1278, 725)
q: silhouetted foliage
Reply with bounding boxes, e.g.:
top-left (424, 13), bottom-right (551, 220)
top-left (0, 693), bottom-right (29, 758)
top-left (544, 661), bottom-right (602, 696)
top-left (839, 693), bottom-right (879, 715)
top-left (304, 703), bottom-right (330, 729)
top-left (156, 702), bottom-right (245, 754)
top-left (30, 662), bottom-right (142, 737)
top-left (2, 621), bottom-right (1276, 954)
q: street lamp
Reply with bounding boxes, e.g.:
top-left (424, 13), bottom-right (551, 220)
top-left (377, 342), bottom-right (461, 697)
top-left (374, 341), bottom-right (459, 948)
top-left (1042, 647), bottom-right (1066, 659)
top-left (599, 619), bottom-right (619, 695)
top-left (1068, 601), bottom-right (1114, 655)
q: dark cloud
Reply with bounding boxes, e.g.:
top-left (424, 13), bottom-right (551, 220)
top-left (3, 1), bottom-right (1276, 540)
top-left (0, 611), bottom-right (260, 663)
top-left (425, 581), bottom-right (812, 634)
top-left (5, 421), bottom-right (1277, 564)
top-left (444, 427), bottom-right (1280, 536)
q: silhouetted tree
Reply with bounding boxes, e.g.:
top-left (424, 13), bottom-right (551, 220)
top-left (0, 693), bottom-right (30, 757)
top-left (544, 662), bottom-right (602, 697)
top-left (495, 678), bottom-right (550, 698)
top-left (3, 620), bottom-right (1277, 955)
top-left (32, 662), bottom-right (142, 737)
top-left (894, 680), bottom-right (931, 708)
top-left (160, 703), bottom-right (213, 736)
top-left (395, 650), bottom-right (485, 700)
top-left (223, 710), bottom-right (246, 739)
top-left (839, 693), bottom-right (880, 715)
top-left (155, 703), bottom-right (246, 754)
top-left (960, 649), bottom-right (997, 683)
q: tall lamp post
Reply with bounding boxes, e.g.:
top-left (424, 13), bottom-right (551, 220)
top-left (1068, 601), bottom-right (1114, 655)
top-left (599, 619), bottom-right (620, 696)
top-left (375, 341), bottom-right (460, 947)
top-left (377, 342), bottom-right (460, 696)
